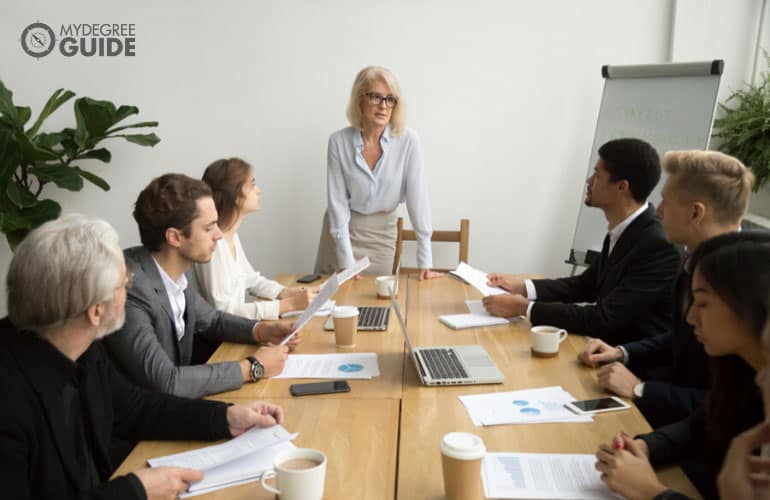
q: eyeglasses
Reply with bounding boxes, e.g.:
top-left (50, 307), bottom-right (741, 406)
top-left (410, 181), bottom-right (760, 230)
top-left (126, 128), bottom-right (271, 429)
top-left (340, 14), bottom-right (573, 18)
top-left (363, 92), bottom-right (398, 108)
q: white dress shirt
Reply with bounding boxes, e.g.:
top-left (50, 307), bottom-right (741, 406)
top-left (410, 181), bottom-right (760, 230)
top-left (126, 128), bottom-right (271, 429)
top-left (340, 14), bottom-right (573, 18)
top-left (524, 203), bottom-right (649, 320)
top-left (327, 125), bottom-right (433, 270)
top-left (193, 234), bottom-right (285, 320)
top-left (152, 257), bottom-right (187, 340)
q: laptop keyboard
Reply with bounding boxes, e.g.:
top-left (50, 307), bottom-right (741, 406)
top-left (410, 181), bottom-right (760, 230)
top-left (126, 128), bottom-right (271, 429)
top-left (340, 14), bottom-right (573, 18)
top-left (420, 348), bottom-right (468, 380)
top-left (357, 306), bottom-right (390, 330)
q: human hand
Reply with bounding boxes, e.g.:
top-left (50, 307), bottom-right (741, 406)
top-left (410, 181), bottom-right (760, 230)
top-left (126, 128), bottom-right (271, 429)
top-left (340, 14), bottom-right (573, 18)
top-left (261, 321), bottom-right (300, 347)
top-left (482, 294), bottom-right (529, 317)
top-left (419, 269), bottom-right (444, 281)
top-left (596, 362), bottom-right (641, 399)
top-left (486, 273), bottom-right (526, 295)
top-left (254, 344), bottom-right (289, 377)
top-left (595, 433), bottom-right (664, 500)
top-left (134, 466), bottom-right (204, 500)
top-left (718, 421), bottom-right (770, 500)
top-left (578, 338), bottom-right (624, 368)
top-left (226, 400), bottom-right (284, 436)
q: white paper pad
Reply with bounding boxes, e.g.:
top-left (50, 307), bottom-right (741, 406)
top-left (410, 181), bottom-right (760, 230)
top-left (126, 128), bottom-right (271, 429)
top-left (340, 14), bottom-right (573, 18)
top-left (148, 425), bottom-right (297, 497)
top-left (337, 256), bottom-right (370, 284)
top-left (458, 386), bottom-right (592, 426)
top-left (281, 299), bottom-right (335, 318)
top-left (451, 262), bottom-right (509, 296)
top-left (280, 274), bottom-right (339, 345)
top-left (482, 452), bottom-right (619, 499)
top-left (439, 300), bottom-right (510, 329)
top-left (273, 353), bottom-right (380, 379)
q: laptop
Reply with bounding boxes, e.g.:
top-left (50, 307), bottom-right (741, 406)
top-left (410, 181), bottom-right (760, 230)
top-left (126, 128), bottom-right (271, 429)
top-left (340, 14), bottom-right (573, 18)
top-left (323, 305), bottom-right (391, 331)
top-left (388, 287), bottom-right (504, 386)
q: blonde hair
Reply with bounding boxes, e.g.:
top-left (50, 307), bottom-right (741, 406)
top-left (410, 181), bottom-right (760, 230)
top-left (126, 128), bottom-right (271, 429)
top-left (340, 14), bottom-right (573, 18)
top-left (346, 66), bottom-right (406, 135)
top-left (663, 150), bottom-right (754, 224)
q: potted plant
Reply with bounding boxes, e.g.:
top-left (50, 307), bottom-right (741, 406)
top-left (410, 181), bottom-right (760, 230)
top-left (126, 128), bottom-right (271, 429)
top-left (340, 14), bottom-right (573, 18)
top-left (0, 80), bottom-right (160, 249)
top-left (712, 54), bottom-right (770, 216)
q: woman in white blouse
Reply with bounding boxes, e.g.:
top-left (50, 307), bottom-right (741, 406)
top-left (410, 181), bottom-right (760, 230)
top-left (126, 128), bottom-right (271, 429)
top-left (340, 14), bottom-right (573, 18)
top-left (194, 158), bottom-right (317, 320)
top-left (314, 66), bottom-right (442, 280)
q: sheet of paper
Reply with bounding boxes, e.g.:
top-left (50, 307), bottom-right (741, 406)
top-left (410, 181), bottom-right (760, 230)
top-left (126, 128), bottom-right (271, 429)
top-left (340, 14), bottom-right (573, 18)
top-left (280, 274), bottom-right (339, 345)
top-left (281, 299), bottom-right (335, 318)
top-left (273, 353), bottom-right (380, 379)
top-left (458, 387), bottom-right (592, 426)
top-left (450, 262), bottom-right (509, 296)
top-left (439, 314), bottom-right (509, 330)
top-left (337, 256), bottom-right (370, 284)
top-left (482, 452), bottom-right (619, 499)
top-left (148, 425), bottom-right (294, 470)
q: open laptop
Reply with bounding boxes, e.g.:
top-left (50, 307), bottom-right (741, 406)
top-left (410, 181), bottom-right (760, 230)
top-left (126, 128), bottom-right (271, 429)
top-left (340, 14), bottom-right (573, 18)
top-left (388, 287), bottom-right (504, 386)
top-left (323, 305), bottom-right (390, 331)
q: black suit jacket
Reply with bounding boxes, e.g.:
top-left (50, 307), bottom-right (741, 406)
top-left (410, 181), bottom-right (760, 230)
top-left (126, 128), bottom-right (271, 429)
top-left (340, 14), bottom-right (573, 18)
top-left (0, 318), bottom-right (232, 500)
top-left (531, 204), bottom-right (680, 344)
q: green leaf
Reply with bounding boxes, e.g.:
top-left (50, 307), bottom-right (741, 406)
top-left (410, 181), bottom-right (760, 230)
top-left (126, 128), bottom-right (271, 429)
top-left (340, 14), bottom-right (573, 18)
top-left (74, 166), bottom-right (110, 191)
top-left (105, 121), bottom-right (158, 134)
top-left (30, 164), bottom-right (84, 191)
top-left (26, 88), bottom-right (75, 137)
top-left (74, 97), bottom-right (117, 147)
top-left (0, 199), bottom-right (61, 250)
top-left (113, 132), bottom-right (161, 147)
top-left (0, 129), bottom-right (20, 192)
top-left (6, 181), bottom-right (37, 208)
top-left (113, 105), bottom-right (139, 125)
top-left (15, 130), bottom-right (58, 161)
top-left (0, 80), bottom-right (19, 125)
top-left (76, 148), bottom-right (111, 163)
top-left (16, 106), bottom-right (31, 126)
top-left (35, 132), bottom-right (66, 150)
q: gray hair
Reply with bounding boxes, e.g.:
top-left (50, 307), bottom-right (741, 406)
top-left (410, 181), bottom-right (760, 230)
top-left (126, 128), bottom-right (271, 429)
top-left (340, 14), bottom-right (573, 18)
top-left (7, 214), bottom-right (123, 333)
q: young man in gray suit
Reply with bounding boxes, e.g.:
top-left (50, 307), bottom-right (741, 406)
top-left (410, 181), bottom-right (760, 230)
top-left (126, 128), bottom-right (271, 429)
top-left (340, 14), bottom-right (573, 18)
top-left (105, 174), bottom-right (300, 398)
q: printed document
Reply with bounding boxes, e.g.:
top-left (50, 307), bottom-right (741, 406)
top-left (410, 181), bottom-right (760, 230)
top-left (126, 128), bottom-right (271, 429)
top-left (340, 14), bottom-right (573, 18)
top-left (451, 262), bottom-right (509, 296)
top-left (281, 300), bottom-right (335, 318)
top-left (280, 274), bottom-right (339, 345)
top-left (458, 386), bottom-right (592, 426)
top-left (273, 352), bottom-right (380, 379)
top-left (337, 256), bottom-right (370, 284)
top-left (439, 300), bottom-right (510, 329)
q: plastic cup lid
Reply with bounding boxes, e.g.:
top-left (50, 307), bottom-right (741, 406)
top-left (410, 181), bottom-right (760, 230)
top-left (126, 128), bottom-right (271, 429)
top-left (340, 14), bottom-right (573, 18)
top-left (332, 306), bottom-right (359, 318)
top-left (440, 432), bottom-right (486, 460)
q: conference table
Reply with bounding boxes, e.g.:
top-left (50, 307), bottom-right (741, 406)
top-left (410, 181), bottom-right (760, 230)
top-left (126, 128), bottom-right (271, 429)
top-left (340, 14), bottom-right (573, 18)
top-left (115, 275), bottom-right (700, 499)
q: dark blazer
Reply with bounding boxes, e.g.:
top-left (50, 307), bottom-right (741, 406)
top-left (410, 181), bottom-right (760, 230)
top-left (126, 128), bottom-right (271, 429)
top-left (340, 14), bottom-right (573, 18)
top-left (623, 264), bottom-right (709, 427)
top-left (530, 204), bottom-right (680, 344)
top-left (0, 318), bottom-right (232, 500)
top-left (104, 246), bottom-right (258, 398)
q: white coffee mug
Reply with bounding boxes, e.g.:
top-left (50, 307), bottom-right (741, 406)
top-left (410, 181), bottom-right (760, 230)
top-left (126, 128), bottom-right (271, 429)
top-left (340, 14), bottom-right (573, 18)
top-left (375, 275), bottom-right (398, 298)
top-left (261, 448), bottom-right (326, 500)
top-left (530, 325), bottom-right (568, 357)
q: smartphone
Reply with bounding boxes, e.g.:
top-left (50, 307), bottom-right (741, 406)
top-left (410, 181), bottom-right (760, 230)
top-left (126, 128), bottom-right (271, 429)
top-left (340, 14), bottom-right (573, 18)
top-left (563, 396), bottom-right (631, 415)
top-left (297, 273), bottom-right (321, 284)
top-left (290, 380), bottom-right (350, 397)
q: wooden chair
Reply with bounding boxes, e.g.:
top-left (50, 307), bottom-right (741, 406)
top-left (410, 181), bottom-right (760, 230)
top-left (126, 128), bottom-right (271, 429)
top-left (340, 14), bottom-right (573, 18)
top-left (392, 218), bottom-right (469, 274)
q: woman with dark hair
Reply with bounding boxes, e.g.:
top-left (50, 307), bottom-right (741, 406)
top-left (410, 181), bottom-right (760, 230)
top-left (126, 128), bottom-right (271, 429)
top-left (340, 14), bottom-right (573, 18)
top-left (594, 231), bottom-right (770, 500)
top-left (194, 158), bottom-right (317, 320)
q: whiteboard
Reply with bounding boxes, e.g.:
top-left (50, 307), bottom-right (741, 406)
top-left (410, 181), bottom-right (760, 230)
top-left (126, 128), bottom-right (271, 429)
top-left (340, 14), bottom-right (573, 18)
top-left (569, 60), bottom-right (723, 264)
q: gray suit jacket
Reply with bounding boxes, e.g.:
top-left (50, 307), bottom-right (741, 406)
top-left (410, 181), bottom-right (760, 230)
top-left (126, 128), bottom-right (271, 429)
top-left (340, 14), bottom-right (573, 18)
top-left (105, 246), bottom-right (258, 398)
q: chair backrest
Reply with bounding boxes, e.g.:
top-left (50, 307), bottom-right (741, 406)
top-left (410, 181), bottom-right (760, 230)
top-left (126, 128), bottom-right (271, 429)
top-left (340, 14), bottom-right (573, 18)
top-left (392, 218), bottom-right (469, 274)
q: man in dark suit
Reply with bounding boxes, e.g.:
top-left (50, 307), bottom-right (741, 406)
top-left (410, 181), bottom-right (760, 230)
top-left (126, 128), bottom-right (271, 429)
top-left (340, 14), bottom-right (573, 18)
top-left (579, 150), bottom-right (754, 427)
top-left (483, 138), bottom-right (680, 345)
top-left (0, 214), bottom-right (286, 499)
top-left (105, 174), bottom-right (300, 399)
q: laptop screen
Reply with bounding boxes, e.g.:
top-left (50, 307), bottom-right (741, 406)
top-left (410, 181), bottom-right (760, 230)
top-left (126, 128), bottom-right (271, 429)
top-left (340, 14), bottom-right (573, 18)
top-left (388, 287), bottom-right (415, 356)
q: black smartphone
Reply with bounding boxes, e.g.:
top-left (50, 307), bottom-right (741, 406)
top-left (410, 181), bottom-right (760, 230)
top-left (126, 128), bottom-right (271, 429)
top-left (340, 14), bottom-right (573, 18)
top-left (297, 273), bottom-right (321, 284)
top-left (290, 380), bottom-right (350, 397)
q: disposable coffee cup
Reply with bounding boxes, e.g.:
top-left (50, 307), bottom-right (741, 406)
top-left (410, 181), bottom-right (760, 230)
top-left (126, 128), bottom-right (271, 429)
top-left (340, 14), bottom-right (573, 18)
top-left (440, 432), bottom-right (486, 500)
top-left (375, 275), bottom-right (398, 299)
top-left (261, 448), bottom-right (326, 500)
top-left (332, 306), bottom-right (359, 348)
top-left (530, 325), bottom-right (568, 357)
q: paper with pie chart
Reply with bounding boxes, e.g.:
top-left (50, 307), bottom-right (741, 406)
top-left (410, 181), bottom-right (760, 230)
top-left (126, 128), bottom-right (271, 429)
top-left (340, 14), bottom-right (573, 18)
top-left (458, 386), bottom-right (592, 426)
top-left (273, 353), bottom-right (380, 379)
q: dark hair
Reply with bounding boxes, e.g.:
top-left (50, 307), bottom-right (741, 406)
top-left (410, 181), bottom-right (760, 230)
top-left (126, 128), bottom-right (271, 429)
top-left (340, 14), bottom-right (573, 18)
top-left (202, 158), bottom-right (252, 232)
top-left (598, 138), bottom-right (660, 203)
top-left (133, 173), bottom-right (213, 251)
top-left (688, 231), bottom-right (770, 476)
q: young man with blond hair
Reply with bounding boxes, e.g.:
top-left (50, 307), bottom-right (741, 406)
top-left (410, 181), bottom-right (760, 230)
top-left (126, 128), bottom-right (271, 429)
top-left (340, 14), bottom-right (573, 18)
top-left (579, 149), bottom-right (754, 427)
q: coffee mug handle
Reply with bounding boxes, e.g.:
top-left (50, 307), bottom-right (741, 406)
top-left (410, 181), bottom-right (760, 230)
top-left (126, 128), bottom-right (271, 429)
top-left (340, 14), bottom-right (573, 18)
top-left (558, 330), bottom-right (568, 343)
top-left (261, 470), bottom-right (280, 494)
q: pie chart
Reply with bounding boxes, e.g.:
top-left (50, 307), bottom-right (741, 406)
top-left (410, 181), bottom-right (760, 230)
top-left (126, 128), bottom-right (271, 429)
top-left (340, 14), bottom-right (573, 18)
top-left (338, 363), bottom-right (364, 373)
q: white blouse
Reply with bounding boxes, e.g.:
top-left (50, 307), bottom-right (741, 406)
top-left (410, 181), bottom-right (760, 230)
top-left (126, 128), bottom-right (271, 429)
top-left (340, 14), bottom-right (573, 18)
top-left (193, 234), bottom-right (285, 320)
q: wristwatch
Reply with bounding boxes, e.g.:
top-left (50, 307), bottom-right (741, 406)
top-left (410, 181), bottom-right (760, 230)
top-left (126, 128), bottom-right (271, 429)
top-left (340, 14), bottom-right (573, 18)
top-left (246, 356), bottom-right (265, 381)
top-left (633, 382), bottom-right (645, 399)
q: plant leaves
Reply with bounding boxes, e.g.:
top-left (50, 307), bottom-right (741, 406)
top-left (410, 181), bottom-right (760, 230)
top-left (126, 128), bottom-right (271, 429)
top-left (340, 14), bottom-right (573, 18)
top-left (26, 88), bottom-right (75, 137)
top-left (0, 129), bottom-right (20, 192)
top-left (113, 105), bottom-right (139, 125)
top-left (74, 97), bottom-right (117, 147)
top-left (73, 167), bottom-right (110, 191)
top-left (76, 148), bottom-right (111, 163)
top-left (30, 164), bottom-right (84, 191)
top-left (16, 106), bottom-right (31, 126)
top-left (6, 181), bottom-right (37, 208)
top-left (105, 121), bottom-right (158, 134)
top-left (114, 133), bottom-right (161, 147)
top-left (15, 130), bottom-right (58, 161)
top-left (0, 80), bottom-right (19, 125)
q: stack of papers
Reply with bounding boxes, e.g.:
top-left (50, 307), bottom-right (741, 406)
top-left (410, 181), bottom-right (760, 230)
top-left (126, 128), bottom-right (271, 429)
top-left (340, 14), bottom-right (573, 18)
top-left (273, 353), bottom-right (380, 379)
top-left (281, 299), bottom-right (335, 318)
top-left (482, 452), bottom-right (618, 499)
top-left (148, 425), bottom-right (297, 498)
top-left (458, 386), bottom-right (592, 426)
top-left (450, 262), bottom-right (509, 296)
top-left (439, 300), bottom-right (510, 329)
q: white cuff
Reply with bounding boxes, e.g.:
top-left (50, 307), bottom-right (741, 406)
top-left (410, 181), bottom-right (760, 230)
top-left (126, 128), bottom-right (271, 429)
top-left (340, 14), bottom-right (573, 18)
top-left (255, 300), bottom-right (281, 321)
top-left (526, 301), bottom-right (535, 322)
top-left (524, 279), bottom-right (537, 300)
top-left (618, 345), bottom-right (629, 365)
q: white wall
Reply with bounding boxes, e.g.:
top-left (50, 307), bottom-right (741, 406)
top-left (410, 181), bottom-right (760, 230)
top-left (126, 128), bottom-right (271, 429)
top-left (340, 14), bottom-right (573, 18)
top-left (0, 0), bottom-right (764, 315)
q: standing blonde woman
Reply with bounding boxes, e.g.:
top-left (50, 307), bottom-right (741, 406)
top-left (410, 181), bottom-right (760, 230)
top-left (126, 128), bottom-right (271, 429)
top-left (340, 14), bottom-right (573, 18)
top-left (315, 66), bottom-right (441, 280)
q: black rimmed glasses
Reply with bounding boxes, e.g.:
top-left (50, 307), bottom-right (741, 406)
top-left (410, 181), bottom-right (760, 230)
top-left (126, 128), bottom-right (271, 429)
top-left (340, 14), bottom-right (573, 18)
top-left (363, 92), bottom-right (398, 108)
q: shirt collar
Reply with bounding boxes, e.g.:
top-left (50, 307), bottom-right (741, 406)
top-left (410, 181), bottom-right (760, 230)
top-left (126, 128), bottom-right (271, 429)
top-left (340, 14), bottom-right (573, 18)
top-left (608, 203), bottom-right (648, 241)
top-left (354, 123), bottom-right (392, 150)
top-left (152, 257), bottom-right (188, 295)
